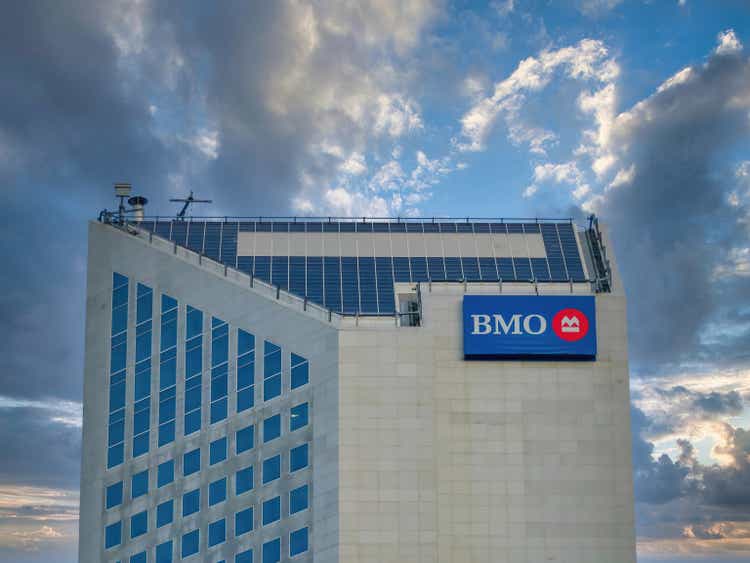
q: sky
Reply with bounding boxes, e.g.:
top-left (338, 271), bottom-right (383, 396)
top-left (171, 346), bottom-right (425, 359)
top-left (0, 0), bottom-right (749, 561)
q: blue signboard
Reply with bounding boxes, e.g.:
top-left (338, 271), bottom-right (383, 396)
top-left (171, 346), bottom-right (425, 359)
top-left (463, 295), bottom-right (596, 360)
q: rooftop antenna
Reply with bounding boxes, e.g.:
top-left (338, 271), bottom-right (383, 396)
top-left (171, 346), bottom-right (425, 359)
top-left (170, 191), bottom-right (212, 220)
top-left (99, 183), bottom-right (149, 224)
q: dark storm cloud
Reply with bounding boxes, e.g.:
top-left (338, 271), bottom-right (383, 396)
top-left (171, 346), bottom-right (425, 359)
top-left (631, 406), bottom-right (692, 504)
top-left (0, 1), bottom-right (174, 402)
top-left (652, 385), bottom-right (744, 417)
top-left (633, 404), bottom-right (750, 539)
top-left (0, 407), bottom-right (80, 490)
top-left (599, 43), bottom-right (750, 371)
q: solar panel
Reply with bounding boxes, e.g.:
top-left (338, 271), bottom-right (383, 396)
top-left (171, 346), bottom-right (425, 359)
top-left (144, 218), bottom-right (591, 315)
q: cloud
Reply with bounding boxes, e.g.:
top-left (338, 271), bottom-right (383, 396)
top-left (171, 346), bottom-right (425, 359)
top-left (476, 29), bottom-right (750, 370)
top-left (457, 38), bottom-right (618, 153)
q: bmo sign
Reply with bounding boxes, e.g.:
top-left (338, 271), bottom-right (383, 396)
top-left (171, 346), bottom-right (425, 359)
top-left (463, 295), bottom-right (596, 360)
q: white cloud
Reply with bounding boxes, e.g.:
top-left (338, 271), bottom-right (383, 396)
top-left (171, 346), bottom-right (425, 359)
top-left (370, 160), bottom-right (406, 191)
top-left (715, 29), bottom-right (743, 55)
top-left (458, 38), bottom-right (619, 152)
top-left (0, 397), bottom-right (82, 428)
top-left (339, 152), bottom-right (367, 175)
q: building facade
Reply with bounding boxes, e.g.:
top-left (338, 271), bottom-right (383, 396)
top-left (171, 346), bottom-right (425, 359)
top-left (80, 217), bottom-right (635, 563)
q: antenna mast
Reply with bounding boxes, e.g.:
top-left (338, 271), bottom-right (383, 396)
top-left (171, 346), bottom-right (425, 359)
top-left (170, 191), bottom-right (212, 220)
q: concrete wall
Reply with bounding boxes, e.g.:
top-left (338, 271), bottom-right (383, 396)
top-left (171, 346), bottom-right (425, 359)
top-left (337, 284), bottom-right (635, 563)
top-left (80, 221), bottom-right (340, 562)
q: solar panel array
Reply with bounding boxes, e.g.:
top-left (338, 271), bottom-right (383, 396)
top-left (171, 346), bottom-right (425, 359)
top-left (137, 220), bottom-right (587, 315)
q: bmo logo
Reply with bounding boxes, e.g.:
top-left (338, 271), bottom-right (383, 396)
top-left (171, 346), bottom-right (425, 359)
top-left (463, 295), bottom-right (596, 360)
top-left (552, 308), bottom-right (589, 342)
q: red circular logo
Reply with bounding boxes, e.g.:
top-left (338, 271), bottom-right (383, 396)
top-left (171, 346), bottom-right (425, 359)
top-left (552, 308), bottom-right (589, 342)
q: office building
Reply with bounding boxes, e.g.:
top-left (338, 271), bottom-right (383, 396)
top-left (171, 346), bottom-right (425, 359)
top-left (80, 215), bottom-right (635, 563)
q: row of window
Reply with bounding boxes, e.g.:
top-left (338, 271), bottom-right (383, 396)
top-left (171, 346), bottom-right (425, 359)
top-left (108, 273), bottom-right (311, 469)
top-left (106, 403), bottom-right (309, 509)
top-left (106, 482), bottom-right (310, 549)
top-left (106, 442), bottom-right (310, 513)
top-left (115, 525), bottom-right (308, 562)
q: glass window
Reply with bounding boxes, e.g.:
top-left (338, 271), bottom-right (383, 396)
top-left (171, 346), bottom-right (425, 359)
top-left (105, 521), bottom-right (121, 549)
top-left (183, 488), bottom-right (200, 517)
top-left (183, 448), bottom-right (200, 476)
top-left (105, 481), bottom-right (123, 509)
top-left (130, 552), bottom-right (147, 563)
top-left (262, 455), bottom-right (281, 484)
top-left (131, 469), bottom-right (148, 499)
top-left (236, 549), bottom-right (253, 563)
top-left (236, 465), bottom-right (254, 495)
top-left (290, 527), bottom-right (309, 557)
top-left (262, 496), bottom-right (281, 526)
top-left (262, 537), bottom-right (281, 563)
top-left (290, 443), bottom-right (309, 472)
top-left (130, 510), bottom-right (147, 538)
top-left (289, 484), bottom-right (309, 514)
top-left (208, 518), bottom-right (226, 547)
top-left (291, 353), bottom-right (309, 389)
top-left (157, 499), bottom-right (173, 528)
top-left (156, 540), bottom-right (173, 563)
top-left (209, 477), bottom-right (227, 506)
top-left (290, 403), bottom-right (308, 431)
top-left (181, 529), bottom-right (199, 558)
top-left (235, 507), bottom-right (253, 536)
top-left (263, 414), bottom-right (281, 443)
top-left (210, 437), bottom-right (227, 465)
top-left (263, 341), bottom-right (282, 401)
top-left (236, 425), bottom-right (254, 453)
top-left (157, 459), bottom-right (174, 487)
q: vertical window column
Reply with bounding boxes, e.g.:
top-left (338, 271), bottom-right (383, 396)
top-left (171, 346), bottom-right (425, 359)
top-left (184, 306), bottom-right (203, 435)
top-left (108, 272), bottom-right (128, 469)
top-left (158, 295), bottom-right (177, 446)
top-left (263, 341), bottom-right (282, 401)
top-left (133, 283), bottom-right (153, 458)
top-left (210, 317), bottom-right (229, 423)
top-left (236, 329), bottom-right (255, 413)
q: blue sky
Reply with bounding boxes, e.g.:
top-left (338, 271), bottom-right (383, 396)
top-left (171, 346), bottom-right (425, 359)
top-left (1, 1), bottom-right (749, 561)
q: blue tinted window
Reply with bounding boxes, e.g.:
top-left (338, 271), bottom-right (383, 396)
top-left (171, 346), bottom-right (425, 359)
top-left (263, 455), bottom-right (281, 484)
top-left (157, 499), bottom-right (173, 528)
top-left (263, 341), bottom-right (282, 401)
top-left (158, 460), bottom-right (174, 487)
top-left (209, 477), bottom-right (227, 506)
top-left (290, 484), bottom-right (309, 514)
top-left (105, 481), bottom-right (123, 509)
top-left (210, 437), bottom-right (227, 465)
top-left (235, 507), bottom-right (253, 536)
top-left (183, 488), bottom-right (200, 516)
top-left (130, 552), bottom-right (147, 563)
top-left (290, 403), bottom-right (308, 431)
top-left (262, 537), bottom-right (280, 563)
top-left (156, 540), bottom-right (173, 563)
top-left (237, 425), bottom-right (254, 453)
top-left (290, 443), bottom-right (309, 472)
top-left (262, 496), bottom-right (281, 525)
top-left (290, 527), bottom-right (309, 557)
top-left (236, 466), bottom-right (254, 495)
top-left (181, 529), bottom-right (199, 558)
top-left (263, 414), bottom-right (281, 443)
top-left (209, 518), bottom-right (226, 547)
top-left (183, 448), bottom-right (200, 475)
top-left (105, 520), bottom-right (121, 549)
top-left (236, 549), bottom-right (253, 563)
top-left (291, 354), bottom-right (308, 389)
top-left (131, 470), bottom-right (148, 499)
top-left (130, 510), bottom-right (147, 538)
